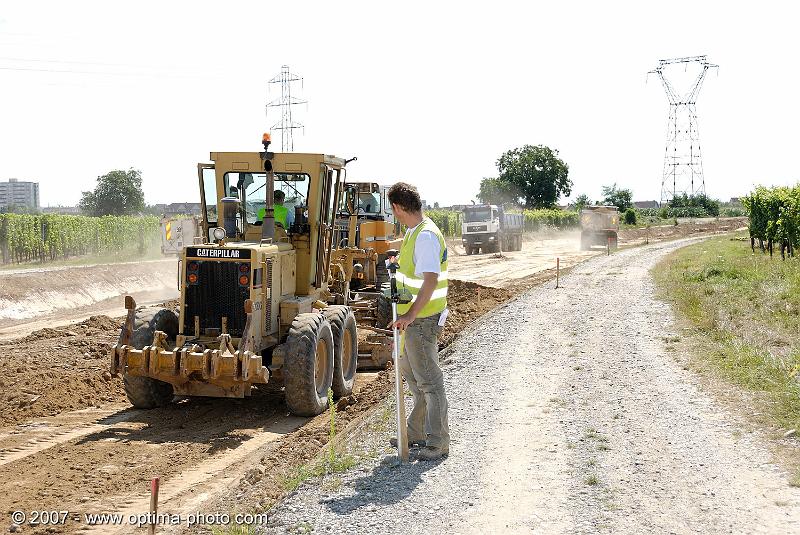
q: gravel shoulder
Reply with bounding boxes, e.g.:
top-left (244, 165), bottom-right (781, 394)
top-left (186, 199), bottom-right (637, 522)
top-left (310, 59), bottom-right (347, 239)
top-left (263, 236), bottom-right (800, 534)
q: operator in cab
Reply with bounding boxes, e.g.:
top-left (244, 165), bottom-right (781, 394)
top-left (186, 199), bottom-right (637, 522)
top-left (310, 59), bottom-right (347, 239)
top-left (258, 190), bottom-right (295, 229)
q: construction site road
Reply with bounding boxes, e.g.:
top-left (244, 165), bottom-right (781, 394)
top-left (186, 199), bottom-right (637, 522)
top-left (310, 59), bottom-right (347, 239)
top-left (264, 236), bottom-right (800, 534)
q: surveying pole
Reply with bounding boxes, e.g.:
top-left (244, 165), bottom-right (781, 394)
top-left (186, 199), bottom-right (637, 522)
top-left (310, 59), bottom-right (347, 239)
top-left (385, 249), bottom-right (409, 462)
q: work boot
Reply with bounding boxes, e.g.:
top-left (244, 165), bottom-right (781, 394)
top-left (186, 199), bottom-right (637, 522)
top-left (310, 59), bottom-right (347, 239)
top-left (416, 446), bottom-right (448, 461)
top-left (389, 437), bottom-right (426, 448)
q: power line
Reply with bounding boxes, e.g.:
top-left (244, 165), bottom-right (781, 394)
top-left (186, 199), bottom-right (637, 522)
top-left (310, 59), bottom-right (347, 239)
top-left (266, 65), bottom-right (306, 152)
top-left (648, 55), bottom-right (719, 205)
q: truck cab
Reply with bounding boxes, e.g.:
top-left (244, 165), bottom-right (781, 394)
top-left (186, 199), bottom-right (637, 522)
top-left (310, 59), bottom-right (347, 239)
top-left (461, 204), bottom-right (523, 254)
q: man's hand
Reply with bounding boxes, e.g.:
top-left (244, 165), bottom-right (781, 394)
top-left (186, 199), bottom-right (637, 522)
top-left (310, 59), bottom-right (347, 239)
top-left (390, 310), bottom-right (417, 331)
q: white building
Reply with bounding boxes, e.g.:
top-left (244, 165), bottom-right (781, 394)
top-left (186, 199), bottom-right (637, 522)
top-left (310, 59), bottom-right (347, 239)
top-left (0, 178), bottom-right (40, 210)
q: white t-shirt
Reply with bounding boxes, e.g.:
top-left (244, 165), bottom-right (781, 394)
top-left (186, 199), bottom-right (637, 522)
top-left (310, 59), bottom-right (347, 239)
top-left (404, 224), bottom-right (442, 276)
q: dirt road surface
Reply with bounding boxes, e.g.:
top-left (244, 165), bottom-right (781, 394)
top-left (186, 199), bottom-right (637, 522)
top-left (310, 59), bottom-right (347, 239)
top-left (447, 217), bottom-right (746, 292)
top-left (264, 236), bottom-right (800, 534)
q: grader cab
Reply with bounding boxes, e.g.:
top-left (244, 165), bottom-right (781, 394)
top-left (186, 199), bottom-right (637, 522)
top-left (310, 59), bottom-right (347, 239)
top-left (110, 135), bottom-right (366, 416)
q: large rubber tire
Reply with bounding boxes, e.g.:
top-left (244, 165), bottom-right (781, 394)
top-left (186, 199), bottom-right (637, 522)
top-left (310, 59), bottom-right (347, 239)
top-left (283, 313), bottom-right (335, 416)
top-left (376, 293), bottom-right (392, 329)
top-left (119, 308), bottom-right (177, 409)
top-left (465, 246), bottom-right (473, 256)
top-left (324, 305), bottom-right (358, 398)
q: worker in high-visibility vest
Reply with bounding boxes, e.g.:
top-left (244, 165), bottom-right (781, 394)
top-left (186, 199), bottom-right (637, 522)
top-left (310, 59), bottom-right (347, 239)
top-left (257, 190), bottom-right (294, 228)
top-left (388, 182), bottom-right (449, 461)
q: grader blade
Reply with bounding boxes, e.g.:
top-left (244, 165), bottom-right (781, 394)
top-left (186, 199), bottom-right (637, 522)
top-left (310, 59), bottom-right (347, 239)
top-left (110, 340), bottom-right (270, 398)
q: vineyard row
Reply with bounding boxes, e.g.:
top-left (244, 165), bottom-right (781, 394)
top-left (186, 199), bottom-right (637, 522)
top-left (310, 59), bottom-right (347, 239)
top-left (0, 214), bottom-right (160, 265)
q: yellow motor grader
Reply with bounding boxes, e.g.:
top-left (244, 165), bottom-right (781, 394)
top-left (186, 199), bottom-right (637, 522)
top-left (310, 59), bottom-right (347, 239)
top-left (110, 135), bottom-right (377, 416)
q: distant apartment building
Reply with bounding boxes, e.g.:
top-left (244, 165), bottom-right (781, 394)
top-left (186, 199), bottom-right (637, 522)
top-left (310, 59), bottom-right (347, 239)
top-left (0, 178), bottom-right (40, 210)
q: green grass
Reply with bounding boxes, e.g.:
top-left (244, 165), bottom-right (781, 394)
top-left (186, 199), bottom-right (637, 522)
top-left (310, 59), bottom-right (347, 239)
top-left (585, 473), bottom-right (600, 486)
top-left (653, 233), bottom-right (800, 432)
top-left (211, 526), bottom-right (256, 535)
top-left (281, 454), bottom-right (358, 493)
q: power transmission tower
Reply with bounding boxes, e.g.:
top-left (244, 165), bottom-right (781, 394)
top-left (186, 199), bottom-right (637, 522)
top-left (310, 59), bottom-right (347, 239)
top-left (266, 65), bottom-right (306, 152)
top-left (648, 55), bottom-right (718, 205)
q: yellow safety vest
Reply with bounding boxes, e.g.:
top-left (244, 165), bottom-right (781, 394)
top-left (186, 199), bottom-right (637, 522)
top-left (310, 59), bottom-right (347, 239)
top-left (258, 204), bottom-right (289, 228)
top-left (396, 217), bottom-right (448, 318)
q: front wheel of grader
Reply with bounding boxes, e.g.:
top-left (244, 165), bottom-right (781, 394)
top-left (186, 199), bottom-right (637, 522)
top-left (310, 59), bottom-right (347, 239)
top-left (119, 308), bottom-right (178, 409)
top-left (283, 313), bottom-right (335, 416)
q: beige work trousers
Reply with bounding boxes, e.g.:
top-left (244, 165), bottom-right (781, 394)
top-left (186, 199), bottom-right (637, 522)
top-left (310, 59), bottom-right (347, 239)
top-left (399, 313), bottom-right (450, 450)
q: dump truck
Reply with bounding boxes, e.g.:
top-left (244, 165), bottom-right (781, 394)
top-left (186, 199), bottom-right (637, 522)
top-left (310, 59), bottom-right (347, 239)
top-left (110, 135), bottom-right (368, 416)
top-left (461, 204), bottom-right (524, 254)
top-left (160, 215), bottom-right (202, 256)
top-left (580, 205), bottom-right (619, 250)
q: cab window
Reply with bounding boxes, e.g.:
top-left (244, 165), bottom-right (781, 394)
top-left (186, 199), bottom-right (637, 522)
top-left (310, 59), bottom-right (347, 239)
top-left (222, 172), bottom-right (310, 225)
top-left (201, 168), bottom-right (218, 224)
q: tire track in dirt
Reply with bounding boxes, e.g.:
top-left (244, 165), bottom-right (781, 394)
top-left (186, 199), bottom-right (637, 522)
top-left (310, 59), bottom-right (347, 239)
top-left (0, 403), bottom-right (134, 467)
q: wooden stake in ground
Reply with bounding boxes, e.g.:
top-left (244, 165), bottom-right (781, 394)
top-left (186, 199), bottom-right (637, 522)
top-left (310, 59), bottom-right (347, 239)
top-left (556, 257), bottom-right (560, 288)
top-left (148, 477), bottom-right (160, 535)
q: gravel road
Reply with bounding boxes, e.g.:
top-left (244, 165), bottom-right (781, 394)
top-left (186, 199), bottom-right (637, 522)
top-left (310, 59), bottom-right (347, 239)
top-left (262, 237), bottom-right (800, 534)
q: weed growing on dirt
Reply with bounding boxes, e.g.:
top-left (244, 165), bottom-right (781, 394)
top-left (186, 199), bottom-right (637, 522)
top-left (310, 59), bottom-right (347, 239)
top-left (280, 454), bottom-right (358, 493)
top-left (279, 392), bottom-right (357, 493)
top-left (211, 525), bottom-right (256, 535)
top-left (328, 388), bottom-right (336, 468)
top-left (292, 522), bottom-right (314, 534)
top-left (585, 474), bottom-right (600, 486)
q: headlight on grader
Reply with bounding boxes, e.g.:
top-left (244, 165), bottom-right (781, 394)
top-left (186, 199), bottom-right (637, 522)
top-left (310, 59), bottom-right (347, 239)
top-left (212, 227), bottom-right (226, 241)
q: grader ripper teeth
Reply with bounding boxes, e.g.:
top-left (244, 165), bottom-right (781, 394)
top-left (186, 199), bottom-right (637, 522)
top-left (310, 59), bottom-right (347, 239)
top-left (111, 331), bottom-right (270, 396)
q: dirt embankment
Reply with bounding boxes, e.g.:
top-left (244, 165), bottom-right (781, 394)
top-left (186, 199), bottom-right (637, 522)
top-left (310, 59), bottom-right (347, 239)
top-left (0, 259), bottom-right (179, 340)
top-left (618, 216), bottom-right (748, 245)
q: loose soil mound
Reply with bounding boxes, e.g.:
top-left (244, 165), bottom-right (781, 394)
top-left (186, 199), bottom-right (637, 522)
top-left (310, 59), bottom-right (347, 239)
top-left (442, 279), bottom-right (512, 348)
top-left (0, 316), bottom-right (124, 427)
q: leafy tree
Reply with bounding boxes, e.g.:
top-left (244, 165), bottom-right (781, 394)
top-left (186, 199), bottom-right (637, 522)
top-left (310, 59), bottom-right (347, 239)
top-left (623, 208), bottom-right (637, 225)
top-left (477, 177), bottom-right (521, 206)
top-left (433, 201), bottom-right (440, 209)
top-left (573, 193), bottom-right (592, 211)
top-left (496, 145), bottom-right (571, 208)
top-left (668, 193), bottom-right (720, 216)
top-left (601, 183), bottom-right (633, 212)
top-left (79, 169), bottom-right (145, 216)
